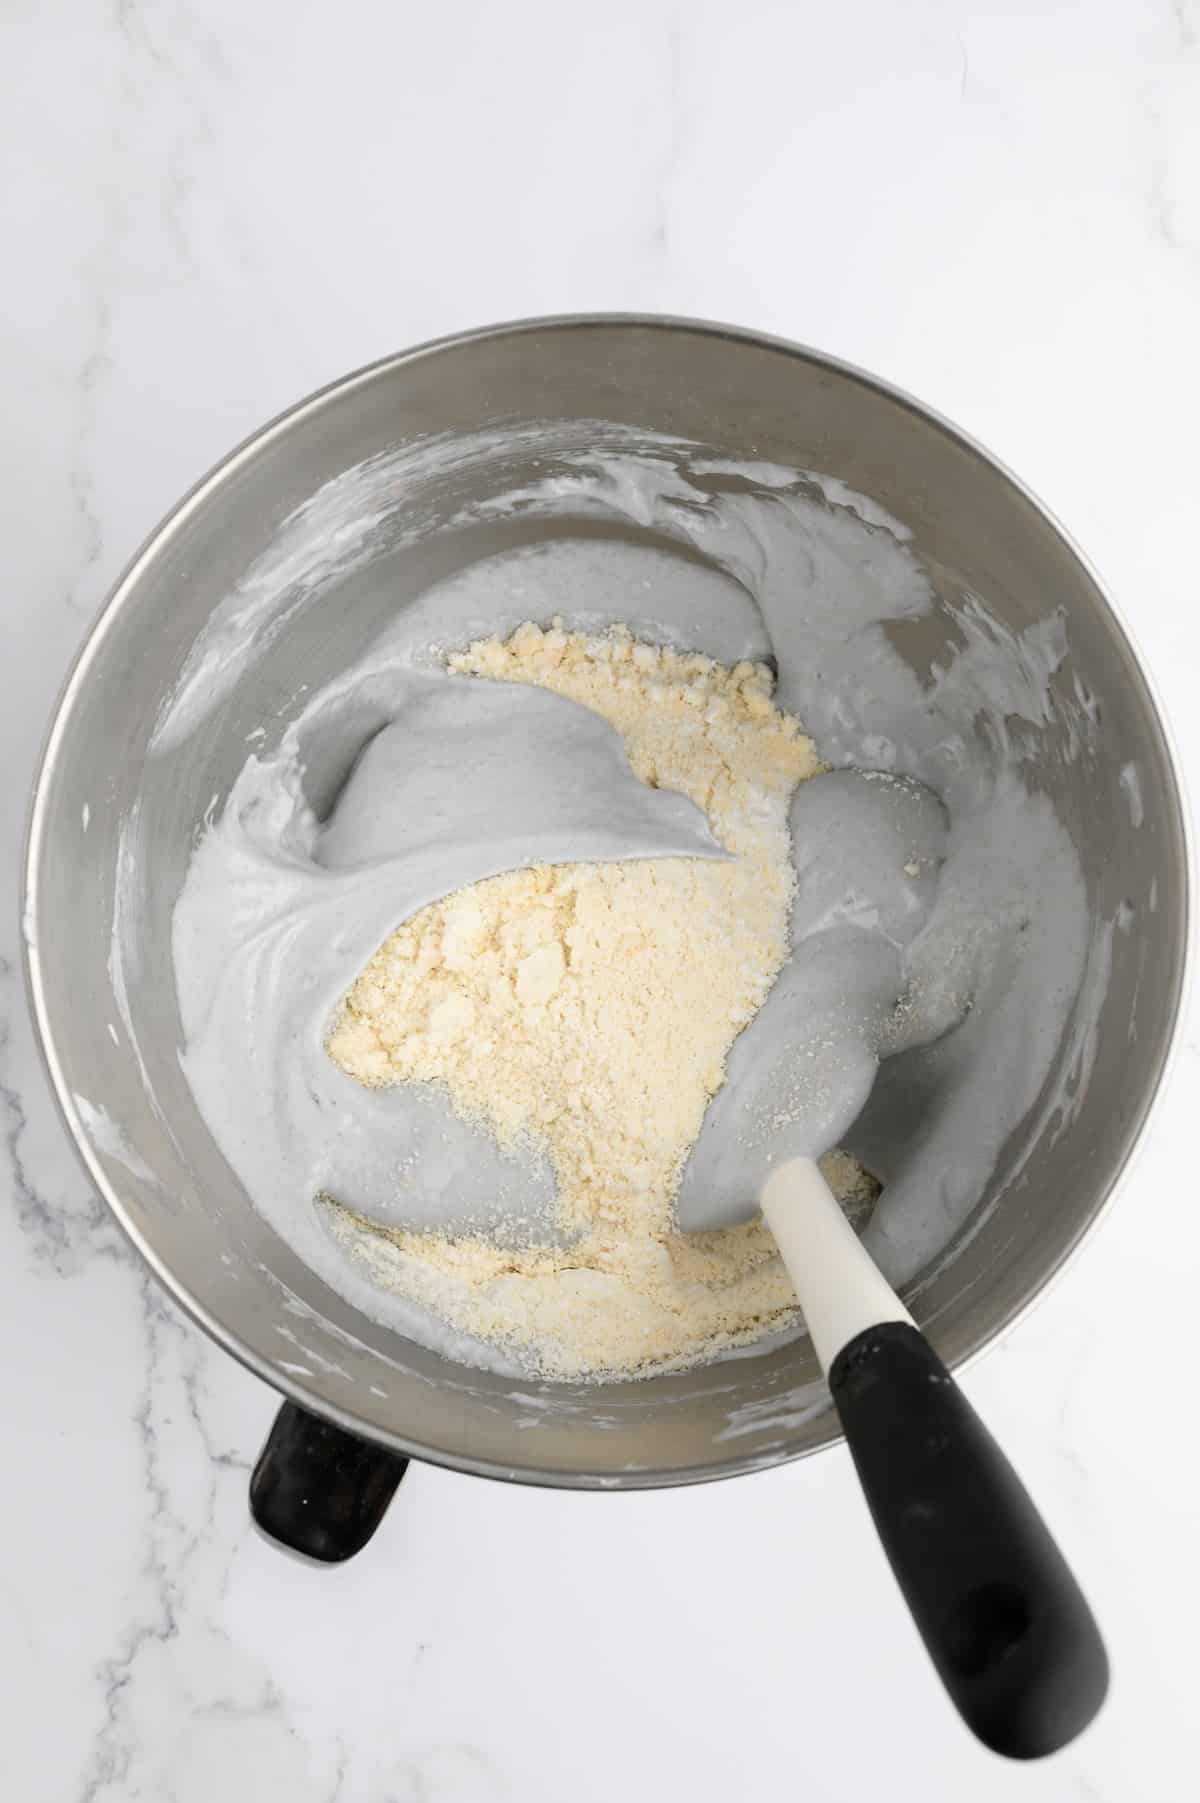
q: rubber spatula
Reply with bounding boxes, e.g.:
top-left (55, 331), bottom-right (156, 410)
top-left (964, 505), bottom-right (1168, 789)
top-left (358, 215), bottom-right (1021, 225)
top-left (760, 1155), bottom-right (1108, 1758)
top-left (678, 770), bottom-right (1109, 1756)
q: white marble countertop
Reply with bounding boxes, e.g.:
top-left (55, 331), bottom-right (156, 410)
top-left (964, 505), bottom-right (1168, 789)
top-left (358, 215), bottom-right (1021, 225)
top-left (4, 2), bottom-right (1198, 1797)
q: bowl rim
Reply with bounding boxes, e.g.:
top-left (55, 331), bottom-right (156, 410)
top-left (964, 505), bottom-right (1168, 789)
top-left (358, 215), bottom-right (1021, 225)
top-left (21, 312), bottom-right (1195, 1490)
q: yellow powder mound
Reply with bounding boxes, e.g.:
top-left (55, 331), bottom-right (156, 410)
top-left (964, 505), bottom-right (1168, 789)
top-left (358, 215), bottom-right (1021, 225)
top-left (325, 621), bottom-right (875, 1378)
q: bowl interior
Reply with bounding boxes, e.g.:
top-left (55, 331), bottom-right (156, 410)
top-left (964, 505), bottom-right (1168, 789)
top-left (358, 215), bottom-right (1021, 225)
top-left (26, 321), bottom-right (1189, 1485)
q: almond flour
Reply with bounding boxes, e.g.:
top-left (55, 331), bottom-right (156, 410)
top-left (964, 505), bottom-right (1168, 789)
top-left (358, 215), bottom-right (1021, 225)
top-left (325, 621), bottom-right (874, 1377)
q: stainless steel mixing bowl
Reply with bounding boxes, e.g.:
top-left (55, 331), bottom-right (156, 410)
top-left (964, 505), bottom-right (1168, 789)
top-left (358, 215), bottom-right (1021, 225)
top-left (23, 317), bottom-right (1189, 1515)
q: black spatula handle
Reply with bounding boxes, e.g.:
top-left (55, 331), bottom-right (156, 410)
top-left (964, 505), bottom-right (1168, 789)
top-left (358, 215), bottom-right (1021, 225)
top-left (828, 1321), bottom-right (1108, 1758)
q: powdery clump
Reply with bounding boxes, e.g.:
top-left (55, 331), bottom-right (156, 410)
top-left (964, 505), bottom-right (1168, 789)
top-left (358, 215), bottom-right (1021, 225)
top-left (326, 620), bottom-right (874, 1378)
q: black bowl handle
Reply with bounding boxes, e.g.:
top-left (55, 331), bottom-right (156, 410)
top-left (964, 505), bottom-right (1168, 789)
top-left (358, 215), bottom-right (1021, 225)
top-left (828, 1321), bottom-right (1109, 1758)
top-left (250, 1400), bottom-right (409, 1562)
